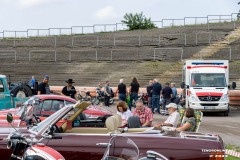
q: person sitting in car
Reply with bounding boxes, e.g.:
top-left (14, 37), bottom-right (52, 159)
top-left (176, 108), bottom-right (196, 132)
top-left (116, 101), bottom-right (132, 121)
top-left (154, 103), bottom-right (180, 128)
top-left (132, 100), bottom-right (153, 127)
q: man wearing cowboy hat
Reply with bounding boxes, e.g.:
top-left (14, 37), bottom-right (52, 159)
top-left (61, 79), bottom-right (77, 99)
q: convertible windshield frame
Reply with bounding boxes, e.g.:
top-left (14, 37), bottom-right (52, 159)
top-left (29, 104), bottom-right (74, 136)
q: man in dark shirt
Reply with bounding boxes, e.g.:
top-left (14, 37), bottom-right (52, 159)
top-left (151, 79), bottom-right (162, 114)
top-left (104, 81), bottom-right (111, 107)
top-left (61, 79), bottom-right (77, 99)
top-left (38, 75), bottom-right (50, 95)
top-left (129, 77), bottom-right (140, 111)
top-left (116, 79), bottom-right (127, 101)
top-left (146, 80), bottom-right (153, 108)
top-left (161, 82), bottom-right (173, 115)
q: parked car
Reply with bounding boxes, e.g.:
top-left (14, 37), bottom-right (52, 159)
top-left (0, 102), bottom-right (225, 160)
top-left (0, 95), bottom-right (113, 128)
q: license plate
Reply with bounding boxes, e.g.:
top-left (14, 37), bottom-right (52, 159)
top-left (204, 106), bottom-right (215, 110)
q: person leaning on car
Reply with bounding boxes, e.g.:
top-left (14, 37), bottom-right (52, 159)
top-left (154, 103), bottom-right (180, 128)
top-left (38, 75), bottom-right (51, 95)
top-left (61, 79), bottom-right (77, 99)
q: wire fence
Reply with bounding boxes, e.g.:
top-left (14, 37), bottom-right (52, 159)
top-left (0, 32), bottom-right (229, 48)
top-left (0, 13), bottom-right (239, 38)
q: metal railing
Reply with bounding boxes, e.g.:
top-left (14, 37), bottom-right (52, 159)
top-left (0, 47), bottom-right (234, 62)
top-left (0, 13), bottom-right (239, 38)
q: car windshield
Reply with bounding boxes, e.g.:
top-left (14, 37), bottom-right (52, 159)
top-left (191, 73), bottom-right (226, 87)
top-left (16, 96), bottom-right (40, 117)
top-left (30, 104), bottom-right (74, 136)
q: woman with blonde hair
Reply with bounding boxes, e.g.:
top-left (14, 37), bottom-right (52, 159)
top-left (116, 101), bottom-right (132, 121)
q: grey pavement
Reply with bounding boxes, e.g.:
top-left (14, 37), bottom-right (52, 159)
top-left (102, 102), bottom-right (240, 146)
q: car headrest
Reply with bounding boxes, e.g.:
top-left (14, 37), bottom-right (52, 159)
top-left (113, 114), bottom-right (122, 128)
top-left (105, 116), bottom-right (116, 131)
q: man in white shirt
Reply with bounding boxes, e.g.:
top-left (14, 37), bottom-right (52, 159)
top-left (154, 103), bottom-right (180, 128)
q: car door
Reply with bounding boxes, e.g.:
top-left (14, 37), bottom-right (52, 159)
top-left (46, 133), bottom-right (111, 160)
top-left (0, 79), bottom-right (11, 109)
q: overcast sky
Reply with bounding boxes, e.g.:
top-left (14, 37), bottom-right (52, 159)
top-left (0, 0), bottom-right (239, 31)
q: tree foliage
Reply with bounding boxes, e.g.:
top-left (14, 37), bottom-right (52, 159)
top-left (121, 12), bottom-right (156, 30)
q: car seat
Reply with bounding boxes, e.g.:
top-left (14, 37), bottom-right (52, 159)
top-left (127, 116), bottom-right (141, 128)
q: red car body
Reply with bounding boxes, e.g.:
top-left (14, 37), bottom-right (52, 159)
top-left (0, 95), bottom-right (112, 128)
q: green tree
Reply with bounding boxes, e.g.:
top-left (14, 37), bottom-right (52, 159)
top-left (121, 12), bottom-right (156, 30)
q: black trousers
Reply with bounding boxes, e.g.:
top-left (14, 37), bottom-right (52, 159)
top-left (104, 95), bottom-right (110, 106)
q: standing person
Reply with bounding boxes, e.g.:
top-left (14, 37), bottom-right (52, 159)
top-left (29, 76), bottom-right (36, 87)
top-left (132, 100), bottom-right (153, 127)
top-left (116, 79), bottom-right (127, 101)
top-left (104, 81), bottom-right (112, 107)
top-left (146, 80), bottom-right (153, 108)
top-left (61, 79), bottom-right (77, 99)
top-left (38, 75), bottom-right (50, 95)
top-left (129, 77), bottom-right (140, 111)
top-left (29, 75), bottom-right (37, 95)
top-left (171, 82), bottom-right (177, 102)
top-left (151, 79), bottom-right (162, 114)
top-left (161, 82), bottom-right (172, 115)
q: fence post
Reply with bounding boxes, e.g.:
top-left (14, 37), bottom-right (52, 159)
top-left (14, 51), bottom-right (16, 62)
top-left (55, 50), bottom-right (57, 62)
top-left (82, 27), bottom-right (83, 34)
top-left (158, 35), bottom-right (161, 46)
top-left (69, 51), bottom-right (71, 62)
top-left (229, 47), bottom-right (232, 60)
top-left (139, 35), bottom-right (141, 46)
top-left (181, 48), bottom-right (183, 61)
top-left (114, 36), bottom-right (116, 46)
top-left (208, 32), bottom-right (211, 44)
top-left (184, 33), bottom-right (187, 46)
top-left (96, 49), bottom-right (98, 61)
top-left (154, 49), bottom-right (156, 60)
top-left (111, 49), bottom-right (113, 61)
top-left (29, 51), bottom-right (31, 62)
top-left (71, 36), bottom-right (74, 47)
top-left (54, 37), bottom-right (57, 47)
top-left (195, 33), bottom-right (197, 45)
top-left (97, 36), bottom-right (99, 47)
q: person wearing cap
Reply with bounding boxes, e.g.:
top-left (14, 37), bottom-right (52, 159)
top-left (38, 75), bottom-right (51, 95)
top-left (154, 103), bottom-right (180, 128)
top-left (61, 79), bottom-right (77, 99)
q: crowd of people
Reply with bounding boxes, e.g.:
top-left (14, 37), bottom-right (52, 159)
top-left (31, 75), bottom-right (195, 132)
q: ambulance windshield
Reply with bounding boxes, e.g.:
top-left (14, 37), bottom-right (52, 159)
top-left (191, 73), bottom-right (226, 87)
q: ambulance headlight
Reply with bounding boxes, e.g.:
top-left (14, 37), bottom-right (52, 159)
top-left (189, 94), bottom-right (199, 102)
top-left (220, 94), bottom-right (229, 102)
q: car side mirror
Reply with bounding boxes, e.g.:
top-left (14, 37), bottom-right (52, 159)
top-left (232, 82), bottom-right (236, 89)
top-left (7, 113), bottom-right (13, 124)
top-left (180, 82), bottom-right (185, 89)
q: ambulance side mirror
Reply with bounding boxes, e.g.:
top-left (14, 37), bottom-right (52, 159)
top-left (180, 82), bottom-right (185, 89)
top-left (232, 82), bottom-right (236, 90)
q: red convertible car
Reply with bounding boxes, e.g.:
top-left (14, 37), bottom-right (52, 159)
top-left (0, 95), bottom-right (112, 128)
top-left (0, 102), bottom-right (225, 160)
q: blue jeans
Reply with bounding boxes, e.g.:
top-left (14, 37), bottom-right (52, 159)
top-left (152, 95), bottom-right (160, 113)
top-left (129, 93), bottom-right (138, 111)
top-left (118, 93), bottom-right (126, 101)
